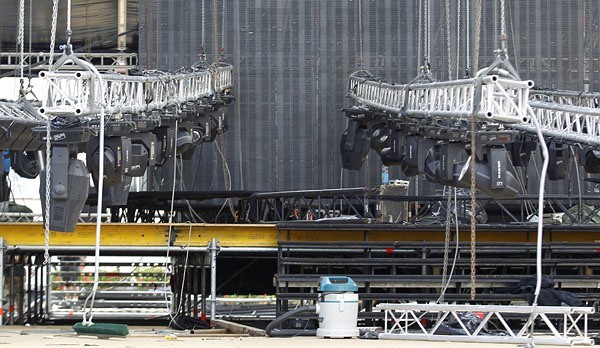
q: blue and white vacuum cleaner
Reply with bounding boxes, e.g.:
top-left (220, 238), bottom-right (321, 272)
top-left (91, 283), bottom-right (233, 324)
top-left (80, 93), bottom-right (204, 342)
top-left (316, 276), bottom-right (359, 338)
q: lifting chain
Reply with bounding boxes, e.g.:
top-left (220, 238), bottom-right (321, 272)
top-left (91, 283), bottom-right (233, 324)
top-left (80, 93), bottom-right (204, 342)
top-left (17, 0), bottom-right (25, 81)
top-left (499, 0), bottom-right (507, 53)
top-left (469, 0), bottom-right (484, 302)
top-left (43, 0), bottom-right (60, 266)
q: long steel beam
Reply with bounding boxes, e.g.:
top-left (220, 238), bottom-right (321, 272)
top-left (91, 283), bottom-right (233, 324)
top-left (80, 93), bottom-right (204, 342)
top-left (2, 222), bottom-right (600, 247)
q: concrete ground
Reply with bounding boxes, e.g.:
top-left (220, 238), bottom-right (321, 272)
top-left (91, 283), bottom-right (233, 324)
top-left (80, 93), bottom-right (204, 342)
top-left (0, 326), bottom-right (586, 348)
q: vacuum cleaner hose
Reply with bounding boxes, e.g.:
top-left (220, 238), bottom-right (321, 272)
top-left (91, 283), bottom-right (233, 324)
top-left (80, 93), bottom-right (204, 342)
top-left (266, 305), bottom-right (318, 337)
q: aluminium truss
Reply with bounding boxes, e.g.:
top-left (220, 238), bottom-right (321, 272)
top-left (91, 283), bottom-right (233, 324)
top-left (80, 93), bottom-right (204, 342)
top-left (376, 303), bottom-right (595, 346)
top-left (347, 71), bottom-right (600, 149)
top-left (39, 55), bottom-right (233, 117)
top-left (0, 99), bottom-right (46, 150)
top-left (347, 71), bottom-right (533, 124)
top-left (516, 102), bottom-right (600, 148)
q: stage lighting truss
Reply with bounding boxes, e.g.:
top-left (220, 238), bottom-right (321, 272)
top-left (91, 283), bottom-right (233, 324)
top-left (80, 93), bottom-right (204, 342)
top-left (347, 72), bottom-right (600, 150)
top-left (39, 52), bottom-right (233, 118)
top-left (347, 71), bottom-right (533, 125)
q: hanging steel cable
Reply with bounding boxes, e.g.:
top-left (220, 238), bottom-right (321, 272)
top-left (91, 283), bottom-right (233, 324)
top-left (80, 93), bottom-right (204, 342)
top-left (445, 0), bottom-right (452, 79)
top-left (456, 0), bottom-right (461, 79)
top-left (17, 0), bottom-right (24, 82)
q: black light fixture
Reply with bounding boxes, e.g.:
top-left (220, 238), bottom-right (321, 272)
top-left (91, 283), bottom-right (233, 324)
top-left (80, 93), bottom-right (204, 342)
top-left (455, 147), bottom-right (520, 199)
top-left (370, 123), bottom-right (390, 154)
top-left (10, 150), bottom-right (40, 179)
top-left (584, 149), bottom-right (600, 174)
top-left (547, 141), bottom-right (568, 180)
top-left (400, 135), bottom-right (420, 176)
top-left (423, 142), bottom-right (466, 185)
top-left (380, 130), bottom-right (405, 166)
top-left (340, 119), bottom-right (370, 170)
top-left (509, 135), bottom-right (536, 167)
top-left (86, 136), bottom-right (132, 186)
top-left (40, 146), bottom-right (90, 232)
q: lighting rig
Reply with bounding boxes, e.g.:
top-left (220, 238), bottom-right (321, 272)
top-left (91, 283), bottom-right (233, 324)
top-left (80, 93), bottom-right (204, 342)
top-left (342, 62), bottom-right (532, 199)
top-left (341, 61), bottom-right (600, 199)
top-left (0, 46), bottom-right (234, 231)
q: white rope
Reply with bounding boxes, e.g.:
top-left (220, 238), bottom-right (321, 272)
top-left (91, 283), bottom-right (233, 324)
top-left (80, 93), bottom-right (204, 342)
top-left (175, 223), bottom-right (193, 317)
top-left (526, 107), bottom-right (549, 337)
top-left (164, 120), bottom-right (179, 322)
top-left (81, 61), bottom-right (106, 326)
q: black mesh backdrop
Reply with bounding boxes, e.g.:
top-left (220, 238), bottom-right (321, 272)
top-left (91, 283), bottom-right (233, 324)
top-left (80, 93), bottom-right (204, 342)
top-left (2, 0), bottom-right (596, 193)
top-left (137, 0), bottom-right (600, 192)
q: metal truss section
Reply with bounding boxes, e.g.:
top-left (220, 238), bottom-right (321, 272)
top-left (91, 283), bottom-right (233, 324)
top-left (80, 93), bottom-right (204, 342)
top-left (512, 102), bottom-right (600, 148)
top-left (0, 99), bottom-right (46, 150)
top-left (39, 63), bottom-right (234, 117)
top-left (245, 188), bottom-right (376, 223)
top-left (377, 303), bottom-right (594, 346)
top-left (0, 52), bottom-right (138, 72)
top-left (531, 89), bottom-right (600, 109)
top-left (347, 72), bottom-right (533, 124)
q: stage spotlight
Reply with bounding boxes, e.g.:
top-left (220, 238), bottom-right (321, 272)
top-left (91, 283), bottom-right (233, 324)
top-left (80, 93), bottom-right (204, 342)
top-left (176, 128), bottom-right (194, 155)
top-left (423, 142), bottom-right (466, 185)
top-left (40, 146), bottom-right (90, 232)
top-left (341, 119), bottom-right (370, 170)
top-left (584, 149), bottom-right (600, 174)
top-left (86, 136), bottom-right (132, 186)
top-left (11, 150), bottom-right (40, 179)
top-left (380, 130), bottom-right (405, 166)
top-left (509, 136), bottom-right (536, 167)
top-left (547, 141), bottom-right (568, 180)
top-left (455, 148), bottom-right (520, 199)
top-left (400, 135), bottom-right (419, 176)
top-left (370, 124), bottom-right (390, 154)
top-left (102, 176), bottom-right (132, 207)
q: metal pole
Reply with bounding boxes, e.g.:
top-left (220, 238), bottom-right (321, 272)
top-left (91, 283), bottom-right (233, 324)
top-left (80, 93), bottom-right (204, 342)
top-left (9, 260), bottom-right (13, 325)
top-left (209, 238), bottom-right (218, 321)
top-left (201, 254), bottom-right (206, 319)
